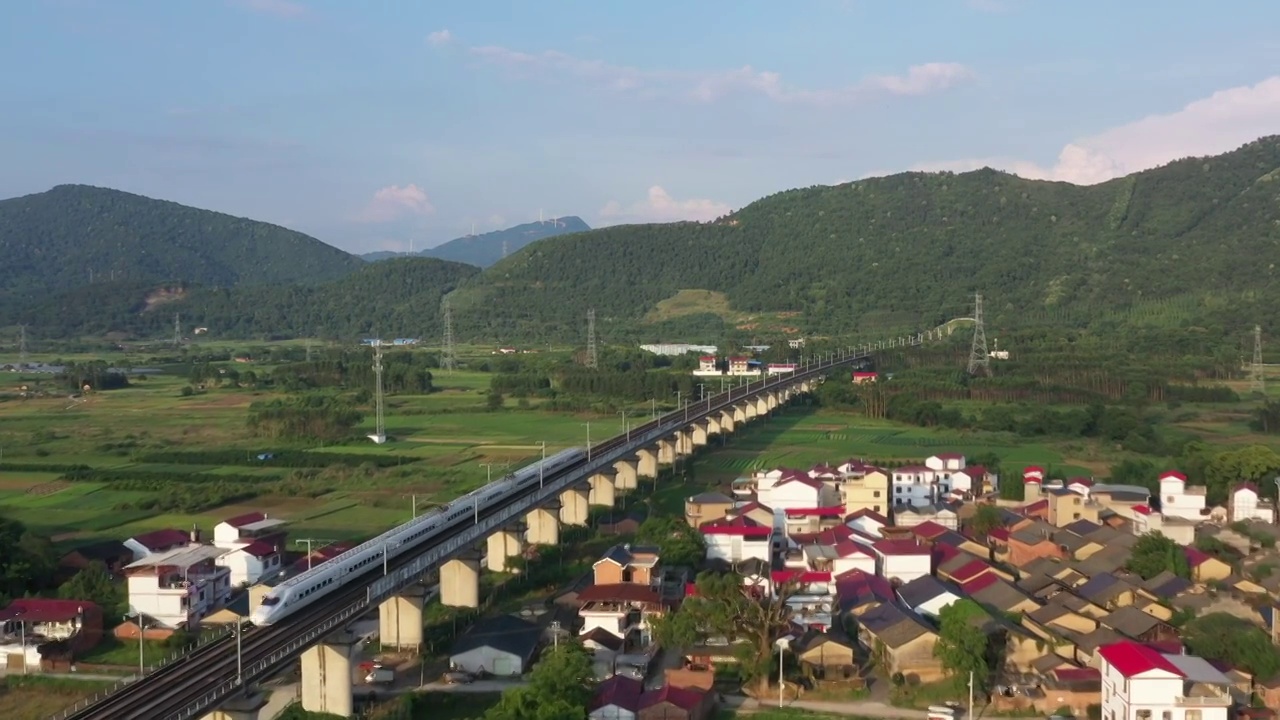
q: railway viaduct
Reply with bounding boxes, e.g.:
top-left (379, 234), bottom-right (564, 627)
top-left (57, 343), bottom-right (918, 720)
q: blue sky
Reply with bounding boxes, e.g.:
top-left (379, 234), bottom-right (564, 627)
top-left (2, 0), bottom-right (1279, 253)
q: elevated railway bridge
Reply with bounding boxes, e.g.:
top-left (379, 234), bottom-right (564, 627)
top-left (56, 341), bottom-right (919, 720)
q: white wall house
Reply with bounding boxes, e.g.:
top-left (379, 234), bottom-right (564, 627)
top-left (700, 516), bottom-right (773, 564)
top-left (829, 539), bottom-right (877, 576)
top-left (760, 474), bottom-right (838, 516)
top-left (216, 541), bottom-right (284, 587)
top-left (891, 466), bottom-right (937, 507)
top-left (925, 454), bottom-right (965, 494)
top-left (212, 512), bottom-right (287, 549)
top-left (871, 539), bottom-right (932, 583)
top-left (1159, 471), bottom-right (1207, 521)
top-left (124, 545), bottom-right (231, 630)
top-left (123, 528), bottom-right (192, 562)
top-left (845, 510), bottom-right (889, 538)
top-left (1099, 641), bottom-right (1231, 720)
top-left (1229, 483), bottom-right (1275, 523)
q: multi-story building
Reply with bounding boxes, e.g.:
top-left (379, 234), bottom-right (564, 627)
top-left (839, 469), bottom-right (889, 517)
top-left (1158, 471), bottom-right (1206, 521)
top-left (890, 466), bottom-right (937, 507)
top-left (926, 454), bottom-right (965, 494)
top-left (1098, 641), bottom-right (1231, 720)
top-left (123, 528), bottom-right (192, 562)
top-left (699, 516), bottom-right (772, 564)
top-left (123, 545), bottom-right (232, 632)
top-left (212, 512), bottom-right (287, 586)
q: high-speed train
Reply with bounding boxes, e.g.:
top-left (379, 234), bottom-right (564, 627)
top-left (250, 447), bottom-right (586, 625)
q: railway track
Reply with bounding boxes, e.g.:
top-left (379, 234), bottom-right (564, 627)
top-left (57, 352), bottom-right (873, 720)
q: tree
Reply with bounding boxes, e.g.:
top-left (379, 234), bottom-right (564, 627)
top-left (970, 504), bottom-right (1004, 537)
top-left (0, 518), bottom-right (56, 605)
top-left (635, 516), bottom-right (705, 568)
top-left (57, 561), bottom-right (123, 619)
top-left (1183, 612), bottom-right (1280, 678)
top-left (482, 643), bottom-right (595, 720)
top-left (651, 570), bottom-right (795, 696)
top-left (1126, 532), bottom-right (1190, 580)
top-left (934, 599), bottom-right (992, 692)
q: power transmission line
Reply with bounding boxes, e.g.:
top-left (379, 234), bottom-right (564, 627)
top-left (586, 308), bottom-right (598, 369)
top-left (966, 292), bottom-right (990, 376)
top-left (441, 298), bottom-right (457, 372)
top-left (1252, 324), bottom-right (1266, 395)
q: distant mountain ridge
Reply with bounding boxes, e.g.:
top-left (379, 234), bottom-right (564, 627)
top-left (362, 216), bottom-right (590, 268)
top-left (0, 184), bottom-right (364, 298)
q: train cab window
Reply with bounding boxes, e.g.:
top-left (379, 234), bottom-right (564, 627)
top-left (261, 596), bottom-right (282, 606)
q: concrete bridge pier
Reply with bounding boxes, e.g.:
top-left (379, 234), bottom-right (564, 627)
top-left (200, 691), bottom-right (268, 720)
top-left (755, 396), bottom-right (771, 416)
top-left (559, 485), bottom-right (590, 525)
top-left (675, 429), bottom-right (695, 455)
top-left (718, 410), bottom-right (736, 434)
top-left (378, 584), bottom-right (425, 651)
top-left (300, 630), bottom-right (361, 717)
top-left (656, 438), bottom-right (676, 465)
top-left (690, 423), bottom-right (709, 447)
top-left (525, 506), bottom-right (560, 546)
top-left (612, 459), bottom-right (638, 490)
top-left (739, 401), bottom-right (757, 420)
top-left (635, 448), bottom-right (659, 479)
top-left (732, 404), bottom-right (748, 424)
top-left (589, 472), bottom-right (616, 507)
top-left (440, 552), bottom-right (481, 608)
top-left (486, 528), bottom-right (524, 573)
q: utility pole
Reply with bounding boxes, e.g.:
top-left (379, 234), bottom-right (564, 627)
top-left (294, 538), bottom-right (335, 571)
top-left (586, 309), bottom-right (598, 369)
top-left (479, 461), bottom-right (509, 486)
top-left (369, 341), bottom-right (386, 443)
top-left (501, 239), bottom-right (509, 259)
top-left (17, 325), bottom-right (27, 364)
top-left (441, 298), bottom-right (457, 373)
top-left (967, 292), bottom-right (990, 377)
top-left (1252, 325), bottom-right (1266, 395)
top-left (968, 670), bottom-right (975, 720)
top-left (172, 313), bottom-right (181, 348)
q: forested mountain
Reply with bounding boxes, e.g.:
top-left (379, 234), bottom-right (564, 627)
top-left (448, 137), bottom-right (1280, 342)
top-left (3, 258), bottom-right (478, 340)
top-left (0, 184), bottom-right (363, 297)
top-left (362, 216), bottom-right (590, 268)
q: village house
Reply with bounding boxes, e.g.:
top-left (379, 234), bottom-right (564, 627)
top-left (838, 467), bottom-right (890, 517)
top-left (1183, 547), bottom-right (1232, 584)
top-left (590, 674), bottom-right (644, 720)
top-left (871, 539), bottom-right (932, 583)
top-left (896, 575), bottom-right (962, 619)
top-left (855, 602), bottom-right (943, 683)
top-left (1007, 521), bottom-right (1069, 566)
top-left (890, 466), bottom-right (937, 507)
top-left (699, 515), bottom-right (772, 564)
top-left (636, 684), bottom-right (716, 720)
top-left (926, 453), bottom-right (965, 494)
top-left (834, 569), bottom-right (896, 617)
top-left (1099, 641), bottom-right (1232, 720)
top-left (120, 544), bottom-right (232, 635)
top-left (0, 599), bottom-right (104, 671)
top-left (791, 629), bottom-right (859, 680)
top-left (593, 545), bottom-right (661, 586)
top-left (758, 472), bottom-right (840, 515)
top-left (684, 491), bottom-right (735, 528)
top-left (894, 502), bottom-right (959, 530)
top-left (950, 464), bottom-right (995, 496)
top-left (1229, 482), bottom-right (1275, 523)
top-left (1159, 471), bottom-right (1208, 521)
top-left (784, 506), bottom-right (845, 536)
top-left (58, 539), bottom-right (131, 578)
top-left (123, 528), bottom-right (192, 562)
top-left (845, 509), bottom-right (890, 538)
top-left (1046, 488), bottom-right (1103, 527)
top-left (1098, 606), bottom-right (1178, 645)
top-left (577, 584), bottom-right (665, 647)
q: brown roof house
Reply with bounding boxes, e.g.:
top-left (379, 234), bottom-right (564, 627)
top-left (637, 684), bottom-right (715, 720)
top-left (855, 603), bottom-right (943, 683)
top-left (791, 629), bottom-right (859, 681)
top-left (1098, 606), bottom-right (1178, 644)
top-left (594, 544), bottom-right (661, 586)
top-left (684, 492), bottom-right (735, 529)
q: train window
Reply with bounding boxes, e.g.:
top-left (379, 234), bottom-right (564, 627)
top-left (261, 596), bottom-right (281, 606)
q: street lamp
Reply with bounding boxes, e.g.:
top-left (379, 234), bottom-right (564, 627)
top-left (16, 610), bottom-right (25, 675)
top-left (619, 410), bottom-right (630, 442)
top-left (539, 441), bottom-right (547, 487)
top-left (774, 637), bottom-right (790, 707)
top-left (583, 423), bottom-right (592, 461)
top-left (235, 620), bottom-right (244, 687)
top-left (126, 612), bottom-right (146, 675)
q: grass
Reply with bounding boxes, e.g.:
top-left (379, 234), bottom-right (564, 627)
top-left (0, 676), bottom-right (116, 720)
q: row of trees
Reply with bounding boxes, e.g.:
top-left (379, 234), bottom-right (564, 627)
top-left (247, 395), bottom-right (364, 441)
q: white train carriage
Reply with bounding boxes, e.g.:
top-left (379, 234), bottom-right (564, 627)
top-left (250, 447), bottom-right (587, 626)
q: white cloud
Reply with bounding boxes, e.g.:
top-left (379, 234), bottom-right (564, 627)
top-left (899, 76), bottom-right (1280, 185)
top-left (463, 37), bottom-right (971, 106)
top-left (427, 29), bottom-right (452, 47)
top-left (356, 184), bottom-right (435, 223)
top-left (231, 0), bottom-right (306, 19)
top-left (599, 186), bottom-right (731, 224)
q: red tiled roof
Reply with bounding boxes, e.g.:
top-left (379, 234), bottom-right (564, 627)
top-left (1132, 504), bottom-right (1152, 515)
top-left (240, 539), bottom-right (280, 558)
top-left (834, 569), bottom-right (895, 601)
top-left (577, 583), bottom-right (663, 605)
top-left (732, 501), bottom-right (771, 516)
top-left (910, 521), bottom-right (950, 540)
top-left (223, 512), bottom-right (266, 528)
top-left (129, 528), bottom-right (189, 551)
top-left (960, 573), bottom-right (1001, 594)
top-left (845, 509), bottom-right (890, 525)
top-left (852, 372), bottom-right (877, 378)
top-left (1023, 466), bottom-right (1045, 477)
top-left (1183, 546), bottom-right (1212, 567)
top-left (933, 543), bottom-right (963, 565)
top-left (833, 539), bottom-right (874, 558)
top-left (0, 598), bottom-right (99, 623)
top-left (699, 356), bottom-right (716, 362)
top-left (1234, 482), bottom-right (1260, 494)
top-left (776, 475), bottom-right (825, 490)
top-left (1160, 470), bottom-right (1187, 481)
top-left (951, 559), bottom-right (994, 583)
top-left (639, 684), bottom-right (707, 712)
top-left (1067, 477), bottom-right (1094, 487)
top-left (1098, 641), bottom-right (1184, 678)
top-left (809, 464), bottom-right (839, 475)
top-left (959, 465), bottom-right (988, 478)
top-left (701, 516), bottom-right (772, 538)
top-left (873, 539), bottom-right (930, 556)
top-left (1022, 499), bottom-right (1049, 513)
top-left (590, 675), bottom-right (644, 712)
top-left (987, 527), bottom-right (1010, 542)
top-left (785, 506), bottom-right (845, 517)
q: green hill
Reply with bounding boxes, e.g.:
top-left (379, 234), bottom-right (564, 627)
top-left (448, 137), bottom-right (1280, 342)
top-left (3, 257), bottom-right (479, 341)
top-left (0, 184), bottom-right (364, 297)
top-left (361, 216), bottom-right (591, 268)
